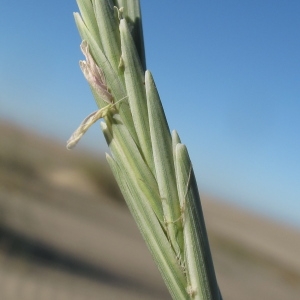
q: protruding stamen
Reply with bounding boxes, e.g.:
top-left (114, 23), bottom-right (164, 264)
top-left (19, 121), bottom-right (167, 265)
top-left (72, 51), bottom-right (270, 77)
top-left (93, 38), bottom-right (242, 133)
top-left (80, 41), bottom-right (114, 104)
top-left (66, 105), bottom-right (112, 149)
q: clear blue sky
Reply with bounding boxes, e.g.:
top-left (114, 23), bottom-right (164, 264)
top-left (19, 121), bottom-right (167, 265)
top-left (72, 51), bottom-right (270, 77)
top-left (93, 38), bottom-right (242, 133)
top-left (1, 1), bottom-right (299, 228)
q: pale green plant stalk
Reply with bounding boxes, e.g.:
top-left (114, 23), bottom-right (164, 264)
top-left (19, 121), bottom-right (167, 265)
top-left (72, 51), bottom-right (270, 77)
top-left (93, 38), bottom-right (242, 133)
top-left (67, 1), bottom-right (222, 299)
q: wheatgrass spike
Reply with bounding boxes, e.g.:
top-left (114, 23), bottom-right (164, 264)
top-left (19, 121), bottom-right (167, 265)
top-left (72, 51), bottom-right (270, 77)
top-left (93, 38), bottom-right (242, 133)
top-left (69, 1), bottom-right (222, 299)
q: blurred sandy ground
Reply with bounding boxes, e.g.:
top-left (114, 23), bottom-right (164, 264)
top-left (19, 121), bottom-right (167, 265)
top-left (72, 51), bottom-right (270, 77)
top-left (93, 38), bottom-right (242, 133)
top-left (1, 121), bottom-right (300, 300)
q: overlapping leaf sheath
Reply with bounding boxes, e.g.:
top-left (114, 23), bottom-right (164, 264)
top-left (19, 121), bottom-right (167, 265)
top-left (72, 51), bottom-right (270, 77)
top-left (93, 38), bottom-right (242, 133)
top-left (69, 1), bottom-right (222, 299)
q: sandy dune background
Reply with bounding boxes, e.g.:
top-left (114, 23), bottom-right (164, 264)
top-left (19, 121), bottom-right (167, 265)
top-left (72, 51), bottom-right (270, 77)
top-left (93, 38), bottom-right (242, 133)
top-left (1, 121), bottom-right (299, 299)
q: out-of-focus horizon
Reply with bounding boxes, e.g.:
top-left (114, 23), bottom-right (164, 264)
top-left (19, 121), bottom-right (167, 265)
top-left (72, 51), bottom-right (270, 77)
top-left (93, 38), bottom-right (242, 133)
top-left (1, 120), bottom-right (300, 300)
top-left (1, 1), bottom-right (299, 228)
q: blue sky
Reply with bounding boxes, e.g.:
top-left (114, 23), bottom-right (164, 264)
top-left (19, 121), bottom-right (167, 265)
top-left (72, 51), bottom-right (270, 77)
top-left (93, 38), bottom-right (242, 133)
top-left (1, 1), bottom-right (299, 228)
